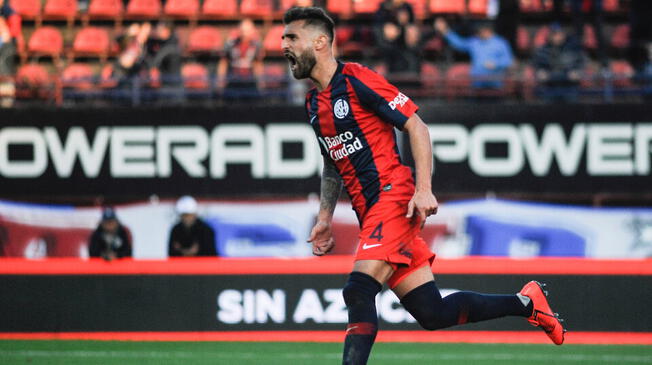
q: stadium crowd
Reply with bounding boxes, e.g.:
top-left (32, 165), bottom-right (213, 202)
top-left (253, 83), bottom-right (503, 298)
top-left (0, 0), bottom-right (650, 107)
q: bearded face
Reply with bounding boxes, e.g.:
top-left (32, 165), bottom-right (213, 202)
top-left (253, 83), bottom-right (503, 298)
top-left (286, 46), bottom-right (317, 80)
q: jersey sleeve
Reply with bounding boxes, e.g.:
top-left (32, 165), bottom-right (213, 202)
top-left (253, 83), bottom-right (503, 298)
top-left (346, 65), bottom-right (419, 130)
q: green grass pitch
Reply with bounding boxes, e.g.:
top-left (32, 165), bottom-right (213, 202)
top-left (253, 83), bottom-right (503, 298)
top-left (1, 341), bottom-right (650, 365)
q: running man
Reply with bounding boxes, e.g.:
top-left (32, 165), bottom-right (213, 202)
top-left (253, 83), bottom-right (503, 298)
top-left (281, 7), bottom-right (565, 365)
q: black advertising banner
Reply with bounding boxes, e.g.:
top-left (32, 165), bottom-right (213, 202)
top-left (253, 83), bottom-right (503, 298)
top-left (1, 273), bottom-right (650, 332)
top-left (0, 104), bottom-right (650, 197)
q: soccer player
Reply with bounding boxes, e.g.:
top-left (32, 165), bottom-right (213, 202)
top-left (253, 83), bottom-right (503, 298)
top-left (281, 7), bottom-right (565, 364)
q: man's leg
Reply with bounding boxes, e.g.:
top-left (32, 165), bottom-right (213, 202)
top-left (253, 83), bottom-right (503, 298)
top-left (342, 260), bottom-right (393, 365)
top-left (394, 265), bottom-right (565, 344)
top-left (395, 265), bottom-right (531, 329)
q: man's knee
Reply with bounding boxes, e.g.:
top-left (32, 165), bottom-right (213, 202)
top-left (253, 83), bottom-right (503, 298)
top-left (400, 281), bottom-right (453, 331)
top-left (342, 272), bottom-right (382, 308)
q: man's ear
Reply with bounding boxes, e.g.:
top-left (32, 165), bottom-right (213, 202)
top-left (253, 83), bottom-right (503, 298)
top-left (313, 34), bottom-right (329, 51)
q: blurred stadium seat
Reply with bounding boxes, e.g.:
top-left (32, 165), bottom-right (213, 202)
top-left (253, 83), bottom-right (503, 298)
top-left (610, 60), bottom-right (634, 88)
top-left (468, 0), bottom-right (488, 15)
top-left (15, 64), bottom-right (56, 100)
top-left (61, 63), bottom-right (96, 90)
top-left (610, 24), bottom-right (629, 51)
top-left (85, 0), bottom-right (124, 27)
top-left (27, 26), bottom-right (64, 61)
top-left (164, 0), bottom-right (200, 23)
top-left (182, 62), bottom-right (210, 90)
top-left (517, 26), bottom-right (531, 55)
top-left (186, 26), bottom-right (224, 56)
top-left (12, 0), bottom-right (42, 24)
top-left (70, 26), bottom-right (110, 62)
top-left (43, 0), bottom-right (78, 28)
top-left (263, 25), bottom-right (285, 57)
top-left (125, 0), bottom-right (162, 19)
top-left (352, 0), bottom-right (383, 15)
top-left (429, 0), bottom-right (466, 14)
top-left (240, 0), bottom-right (273, 18)
top-left (445, 63), bottom-right (471, 98)
top-left (201, 0), bottom-right (238, 19)
top-left (327, 0), bottom-right (353, 17)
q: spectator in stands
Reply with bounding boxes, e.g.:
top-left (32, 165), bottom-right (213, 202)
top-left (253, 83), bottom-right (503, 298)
top-left (532, 24), bottom-right (585, 101)
top-left (494, 0), bottom-right (521, 54)
top-left (168, 196), bottom-right (217, 257)
top-left (435, 18), bottom-right (514, 89)
top-left (112, 22), bottom-right (151, 89)
top-left (0, 0), bottom-right (17, 107)
top-left (628, 0), bottom-right (652, 80)
top-left (374, 0), bottom-right (420, 74)
top-left (89, 207), bottom-right (132, 260)
top-left (568, 0), bottom-right (607, 67)
top-left (145, 20), bottom-right (183, 102)
top-left (217, 18), bottom-right (264, 102)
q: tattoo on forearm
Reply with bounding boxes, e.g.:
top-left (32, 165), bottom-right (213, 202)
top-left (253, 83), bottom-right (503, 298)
top-left (320, 160), bottom-right (343, 215)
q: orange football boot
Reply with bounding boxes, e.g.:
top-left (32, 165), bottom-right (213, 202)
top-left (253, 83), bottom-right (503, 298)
top-left (519, 281), bottom-right (566, 345)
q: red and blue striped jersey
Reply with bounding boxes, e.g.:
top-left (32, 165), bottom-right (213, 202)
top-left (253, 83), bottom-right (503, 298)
top-left (306, 62), bottom-right (419, 222)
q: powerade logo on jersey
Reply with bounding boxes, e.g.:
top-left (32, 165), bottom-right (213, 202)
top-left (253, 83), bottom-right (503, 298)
top-left (388, 92), bottom-right (409, 110)
top-left (319, 131), bottom-right (364, 161)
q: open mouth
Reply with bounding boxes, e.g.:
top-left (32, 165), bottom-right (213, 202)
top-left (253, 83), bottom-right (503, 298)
top-left (285, 52), bottom-right (297, 71)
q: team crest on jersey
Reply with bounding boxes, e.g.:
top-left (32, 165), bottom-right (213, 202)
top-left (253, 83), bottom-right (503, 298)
top-left (333, 99), bottom-right (349, 119)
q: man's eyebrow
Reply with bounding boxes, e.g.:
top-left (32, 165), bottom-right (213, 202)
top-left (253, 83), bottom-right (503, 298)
top-left (282, 32), bottom-right (297, 39)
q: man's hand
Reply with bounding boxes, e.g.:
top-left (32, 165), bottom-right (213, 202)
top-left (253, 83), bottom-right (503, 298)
top-left (406, 189), bottom-right (439, 227)
top-left (307, 220), bottom-right (335, 256)
top-left (434, 18), bottom-right (448, 35)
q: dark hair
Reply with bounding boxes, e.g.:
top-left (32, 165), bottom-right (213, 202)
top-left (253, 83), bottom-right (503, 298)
top-left (283, 6), bottom-right (335, 43)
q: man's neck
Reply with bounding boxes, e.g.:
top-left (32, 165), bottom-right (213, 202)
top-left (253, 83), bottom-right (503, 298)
top-left (310, 57), bottom-right (339, 91)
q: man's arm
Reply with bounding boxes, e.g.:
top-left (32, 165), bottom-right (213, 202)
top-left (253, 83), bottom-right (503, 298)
top-left (403, 113), bottom-right (438, 223)
top-left (307, 157), bottom-right (343, 256)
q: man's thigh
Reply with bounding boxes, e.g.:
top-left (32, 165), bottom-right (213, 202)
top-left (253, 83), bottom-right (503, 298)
top-left (352, 259), bottom-right (395, 285)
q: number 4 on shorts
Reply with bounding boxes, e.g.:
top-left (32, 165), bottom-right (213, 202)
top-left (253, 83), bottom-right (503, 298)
top-left (369, 222), bottom-right (384, 242)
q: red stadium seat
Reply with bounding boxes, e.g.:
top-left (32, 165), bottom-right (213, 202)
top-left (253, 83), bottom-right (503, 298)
top-left (263, 62), bottom-right (288, 89)
top-left (420, 62), bottom-right (441, 90)
top-left (15, 64), bottom-right (54, 100)
top-left (611, 24), bottom-right (629, 51)
top-left (517, 26), bottom-right (531, 54)
top-left (468, 0), bottom-right (488, 15)
top-left (186, 26), bottom-right (224, 55)
top-left (327, 0), bottom-right (352, 17)
top-left (352, 0), bottom-right (383, 14)
top-left (11, 0), bottom-right (42, 21)
top-left (240, 0), bottom-right (273, 17)
top-left (582, 24), bottom-right (597, 50)
top-left (430, 0), bottom-right (465, 14)
top-left (533, 26), bottom-right (550, 48)
top-left (182, 63), bottom-right (210, 89)
top-left (263, 25), bottom-right (285, 56)
top-left (99, 64), bottom-right (118, 88)
top-left (86, 0), bottom-right (124, 24)
top-left (445, 63), bottom-right (471, 98)
top-left (164, 0), bottom-right (200, 19)
top-left (27, 26), bottom-right (64, 60)
top-left (610, 60), bottom-right (634, 87)
top-left (404, 0), bottom-right (426, 20)
top-left (71, 27), bottom-right (110, 61)
top-left (603, 0), bottom-right (619, 12)
top-left (61, 63), bottom-right (96, 90)
top-left (202, 0), bottom-right (238, 18)
top-left (43, 0), bottom-right (77, 27)
top-left (519, 0), bottom-right (550, 12)
top-left (125, 0), bottom-right (162, 19)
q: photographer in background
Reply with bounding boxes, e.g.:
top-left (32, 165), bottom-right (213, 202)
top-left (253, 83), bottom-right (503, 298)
top-left (89, 207), bottom-right (132, 260)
